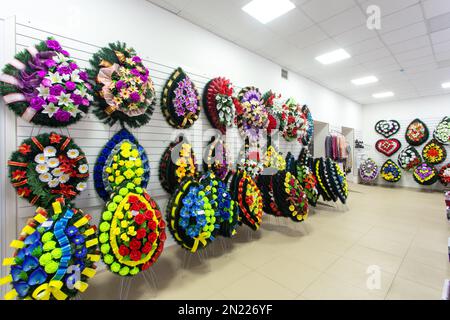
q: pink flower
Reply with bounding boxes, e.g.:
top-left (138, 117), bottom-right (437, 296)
top-left (132, 56), bottom-right (142, 64)
top-left (130, 92), bottom-right (140, 102)
top-left (65, 81), bottom-right (76, 91)
top-left (45, 59), bottom-right (56, 68)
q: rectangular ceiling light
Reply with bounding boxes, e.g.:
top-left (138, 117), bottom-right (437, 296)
top-left (351, 76), bottom-right (378, 86)
top-left (372, 91), bottom-right (394, 98)
top-left (315, 49), bottom-right (351, 65)
top-left (442, 82), bottom-right (450, 88)
top-left (242, 0), bottom-right (296, 24)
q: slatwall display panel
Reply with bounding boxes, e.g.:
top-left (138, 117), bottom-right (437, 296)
top-left (12, 23), bottom-right (305, 241)
top-left (371, 116), bottom-right (450, 190)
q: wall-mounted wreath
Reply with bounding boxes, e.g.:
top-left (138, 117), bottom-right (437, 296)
top-left (203, 77), bottom-right (234, 134)
top-left (94, 128), bottom-right (150, 201)
top-left (161, 67), bottom-right (200, 129)
top-left (8, 133), bottom-right (89, 207)
top-left (88, 42), bottom-right (155, 128)
top-left (0, 38), bottom-right (93, 127)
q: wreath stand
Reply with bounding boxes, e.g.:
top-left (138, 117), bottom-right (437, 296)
top-left (180, 248), bottom-right (211, 276)
top-left (117, 268), bottom-right (158, 300)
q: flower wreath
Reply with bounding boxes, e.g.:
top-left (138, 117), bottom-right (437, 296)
top-left (1, 199), bottom-right (99, 300)
top-left (0, 38), bottom-right (93, 127)
top-left (295, 161), bottom-right (319, 207)
top-left (94, 128), bottom-right (150, 201)
top-left (439, 163), bottom-right (450, 186)
top-left (273, 171), bottom-right (309, 222)
top-left (405, 119), bottom-right (429, 146)
top-left (397, 146), bottom-right (422, 171)
top-left (8, 133), bottom-right (89, 207)
top-left (161, 67), bottom-right (200, 129)
top-left (380, 159), bottom-right (402, 183)
top-left (202, 77), bottom-right (235, 134)
top-left (228, 171), bottom-right (263, 231)
top-left (98, 182), bottom-right (166, 276)
top-left (422, 139), bottom-right (447, 165)
top-left (88, 42), bottom-right (155, 128)
top-left (374, 120), bottom-right (400, 138)
top-left (314, 158), bottom-right (336, 202)
top-left (359, 158), bottom-right (379, 183)
top-left (433, 116), bottom-right (450, 145)
top-left (285, 152), bottom-right (297, 175)
top-left (256, 146), bottom-right (286, 216)
top-left (166, 178), bottom-right (216, 252)
top-left (280, 98), bottom-right (307, 142)
top-left (262, 90), bottom-right (284, 134)
top-left (159, 135), bottom-right (197, 194)
top-left (236, 87), bottom-right (269, 142)
top-left (326, 159), bottom-right (348, 204)
top-left (413, 163), bottom-right (438, 186)
top-left (301, 105), bottom-right (314, 146)
top-left (200, 172), bottom-right (239, 238)
top-left (298, 147), bottom-right (314, 170)
top-left (237, 140), bottom-right (264, 178)
top-left (202, 136), bottom-right (231, 180)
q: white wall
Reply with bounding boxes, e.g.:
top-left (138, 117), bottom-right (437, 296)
top-left (0, 0), bottom-right (362, 260)
top-left (362, 94), bottom-right (450, 190)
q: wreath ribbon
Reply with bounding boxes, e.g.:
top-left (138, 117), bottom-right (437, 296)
top-left (31, 280), bottom-right (68, 300)
top-left (191, 231), bottom-right (209, 253)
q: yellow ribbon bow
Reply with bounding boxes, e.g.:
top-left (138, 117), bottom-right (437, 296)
top-left (190, 232), bottom-right (209, 253)
top-left (32, 280), bottom-right (68, 300)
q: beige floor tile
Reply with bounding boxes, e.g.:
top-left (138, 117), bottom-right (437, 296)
top-left (282, 246), bottom-right (341, 272)
top-left (301, 274), bottom-right (383, 300)
top-left (344, 244), bottom-right (403, 274)
top-left (357, 234), bottom-right (410, 257)
top-left (405, 246), bottom-right (450, 271)
top-left (220, 272), bottom-right (297, 300)
top-left (364, 226), bottom-right (415, 245)
top-left (397, 259), bottom-right (450, 291)
top-left (386, 277), bottom-right (442, 300)
top-left (256, 254), bottom-right (322, 294)
top-left (324, 257), bottom-right (394, 298)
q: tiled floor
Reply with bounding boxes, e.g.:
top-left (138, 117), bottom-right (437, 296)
top-left (83, 183), bottom-right (450, 300)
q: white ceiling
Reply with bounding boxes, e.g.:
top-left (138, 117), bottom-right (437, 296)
top-left (147, 0), bottom-right (450, 105)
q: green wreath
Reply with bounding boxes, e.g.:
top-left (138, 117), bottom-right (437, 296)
top-left (88, 41), bottom-right (156, 128)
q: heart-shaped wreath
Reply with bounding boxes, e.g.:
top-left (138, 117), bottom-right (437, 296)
top-left (375, 138), bottom-right (401, 156)
top-left (375, 120), bottom-right (400, 138)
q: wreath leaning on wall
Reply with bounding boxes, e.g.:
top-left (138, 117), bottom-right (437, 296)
top-left (8, 132), bottom-right (89, 207)
top-left (1, 199), bottom-right (99, 300)
top-left (88, 42), bottom-right (156, 128)
top-left (0, 37), bottom-right (93, 127)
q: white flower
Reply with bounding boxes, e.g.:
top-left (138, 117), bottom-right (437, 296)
top-left (61, 73), bottom-right (71, 81)
top-left (39, 173), bottom-right (52, 183)
top-left (76, 182), bottom-right (87, 191)
top-left (66, 104), bottom-right (80, 117)
top-left (74, 86), bottom-right (88, 98)
top-left (46, 157), bottom-right (60, 168)
top-left (47, 71), bottom-right (63, 84)
top-left (53, 52), bottom-right (68, 64)
top-left (86, 93), bottom-right (94, 101)
top-left (57, 92), bottom-right (73, 107)
top-left (34, 154), bottom-right (46, 164)
top-left (48, 178), bottom-right (60, 188)
top-left (59, 174), bottom-right (70, 183)
top-left (41, 103), bottom-right (59, 118)
top-left (70, 69), bottom-right (82, 83)
top-left (43, 146), bottom-right (57, 157)
top-left (67, 149), bottom-right (79, 159)
top-left (78, 164), bottom-right (89, 174)
top-left (37, 85), bottom-right (50, 99)
top-left (51, 167), bottom-right (63, 177)
top-left (35, 164), bottom-right (49, 174)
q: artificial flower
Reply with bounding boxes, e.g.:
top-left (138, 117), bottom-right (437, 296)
top-left (67, 149), bottom-right (79, 159)
top-left (46, 158), bottom-right (60, 168)
top-left (76, 182), bottom-right (87, 191)
top-left (35, 164), bottom-right (49, 174)
top-left (78, 164), bottom-right (89, 174)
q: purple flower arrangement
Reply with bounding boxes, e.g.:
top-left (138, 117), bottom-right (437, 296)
top-left (359, 158), bottom-right (379, 183)
top-left (173, 77), bottom-right (200, 117)
top-left (0, 37), bottom-right (93, 127)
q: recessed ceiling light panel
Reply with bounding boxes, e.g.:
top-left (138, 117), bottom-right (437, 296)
top-left (242, 0), bottom-right (296, 24)
top-left (315, 49), bottom-right (351, 65)
top-left (351, 76), bottom-right (378, 86)
top-left (441, 82), bottom-right (450, 88)
top-left (372, 91), bottom-right (394, 98)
